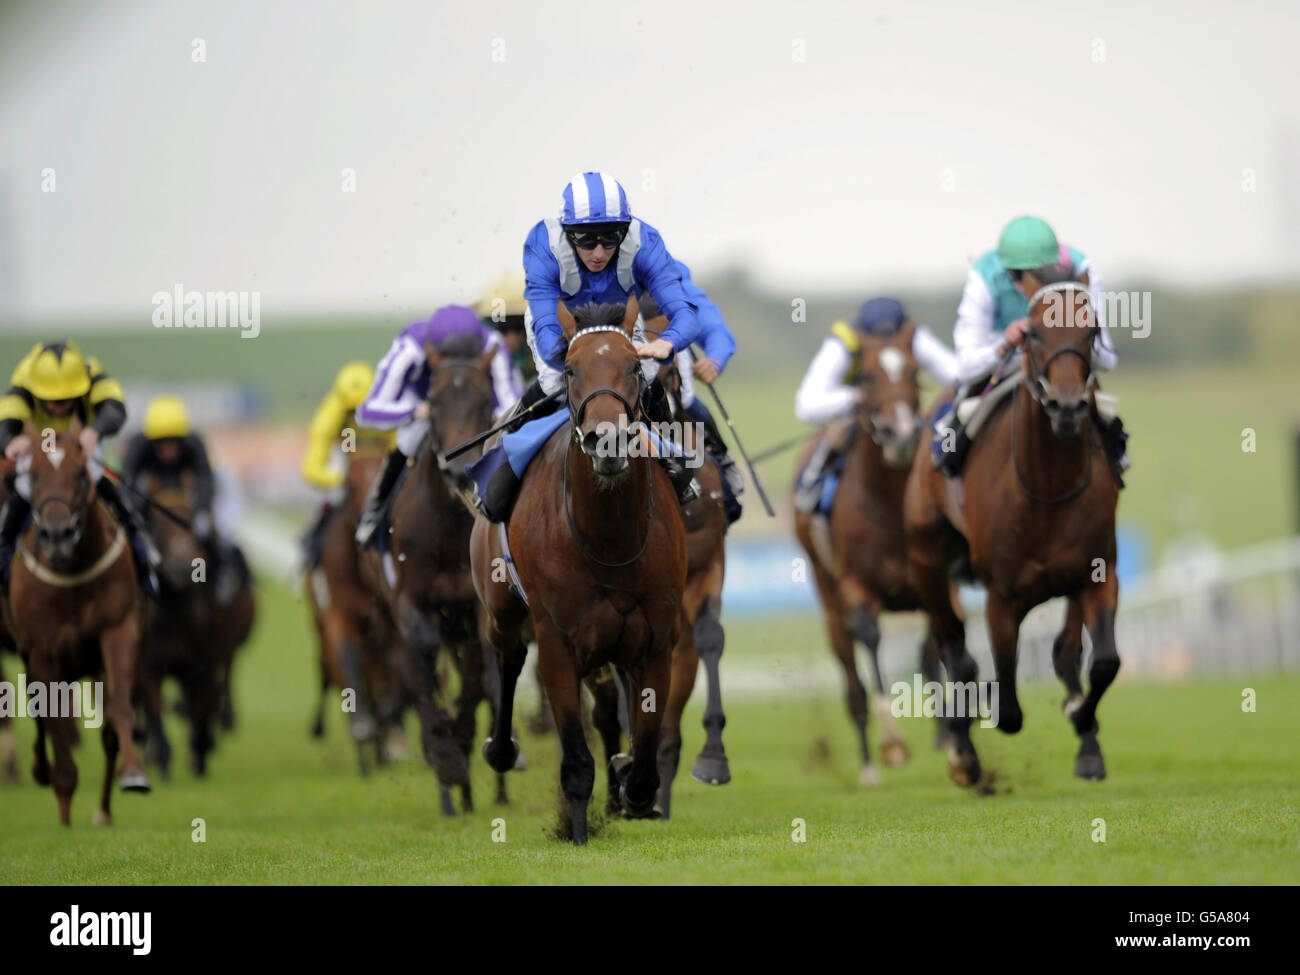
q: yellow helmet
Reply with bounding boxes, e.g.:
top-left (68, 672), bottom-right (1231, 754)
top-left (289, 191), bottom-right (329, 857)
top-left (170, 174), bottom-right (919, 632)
top-left (143, 395), bottom-right (191, 439)
top-left (475, 270), bottom-right (528, 321)
top-left (333, 361), bottom-right (374, 410)
top-left (25, 341), bottom-right (92, 401)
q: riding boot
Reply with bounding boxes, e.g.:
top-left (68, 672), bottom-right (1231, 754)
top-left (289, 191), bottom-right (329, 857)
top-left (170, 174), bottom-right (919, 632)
top-left (695, 406), bottom-right (745, 499)
top-left (504, 378), bottom-right (561, 433)
top-left (97, 476), bottom-right (160, 597)
top-left (644, 379), bottom-right (700, 505)
top-left (355, 448), bottom-right (407, 548)
top-left (1103, 415), bottom-right (1130, 488)
top-left (0, 495), bottom-right (32, 595)
top-left (301, 501), bottom-right (333, 569)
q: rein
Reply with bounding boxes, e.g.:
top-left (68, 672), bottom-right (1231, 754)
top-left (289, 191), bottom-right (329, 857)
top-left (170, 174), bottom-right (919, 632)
top-left (561, 443), bottom-right (655, 569)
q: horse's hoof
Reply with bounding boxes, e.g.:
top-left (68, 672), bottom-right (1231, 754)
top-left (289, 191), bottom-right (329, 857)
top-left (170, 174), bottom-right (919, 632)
top-left (482, 736), bottom-right (520, 774)
top-left (858, 764), bottom-right (882, 788)
top-left (619, 781), bottom-right (660, 820)
top-left (880, 738), bottom-right (910, 768)
top-left (32, 764), bottom-right (50, 787)
top-left (689, 751), bottom-right (731, 785)
top-left (119, 770), bottom-right (152, 793)
top-left (996, 708), bottom-right (1024, 735)
top-left (946, 748), bottom-right (980, 788)
top-left (93, 809), bottom-right (112, 827)
top-left (1075, 737), bottom-right (1107, 780)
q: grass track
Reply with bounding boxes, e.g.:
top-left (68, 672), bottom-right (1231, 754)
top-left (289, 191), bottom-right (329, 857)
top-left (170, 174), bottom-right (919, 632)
top-left (1, 582), bottom-right (1296, 884)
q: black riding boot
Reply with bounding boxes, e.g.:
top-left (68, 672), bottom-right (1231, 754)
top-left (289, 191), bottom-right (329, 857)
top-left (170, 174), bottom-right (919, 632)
top-left (645, 379), bottom-right (700, 505)
top-left (302, 502), bottom-right (333, 569)
top-left (0, 495), bottom-right (32, 595)
top-left (355, 448), bottom-right (406, 548)
top-left (97, 476), bottom-right (159, 596)
top-left (504, 377), bottom-right (561, 433)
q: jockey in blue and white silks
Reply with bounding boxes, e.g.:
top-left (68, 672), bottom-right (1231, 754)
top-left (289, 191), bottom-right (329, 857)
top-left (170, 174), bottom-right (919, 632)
top-left (469, 172), bottom-right (714, 522)
top-left (354, 304), bottom-right (522, 546)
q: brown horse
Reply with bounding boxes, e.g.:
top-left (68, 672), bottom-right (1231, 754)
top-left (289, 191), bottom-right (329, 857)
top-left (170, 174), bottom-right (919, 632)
top-left (905, 276), bottom-right (1121, 786)
top-left (363, 337), bottom-right (504, 815)
top-left (3, 423), bottom-right (150, 825)
top-left (794, 323), bottom-right (947, 785)
top-left (622, 326), bottom-right (730, 818)
top-left (307, 449), bottom-right (407, 773)
top-left (0, 478), bottom-right (18, 783)
top-left (137, 476), bottom-right (254, 777)
top-left (472, 298), bottom-right (687, 844)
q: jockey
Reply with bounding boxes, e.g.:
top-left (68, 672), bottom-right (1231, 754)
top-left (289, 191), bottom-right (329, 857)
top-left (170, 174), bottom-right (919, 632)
top-left (476, 270), bottom-right (537, 386)
top-left (794, 297), bottom-right (959, 512)
top-left (480, 171), bottom-right (705, 517)
top-left (300, 362), bottom-right (391, 565)
top-left (0, 341), bottom-right (158, 595)
top-left (120, 395), bottom-right (249, 604)
top-left (355, 304), bottom-right (518, 547)
top-left (934, 215), bottom-right (1127, 479)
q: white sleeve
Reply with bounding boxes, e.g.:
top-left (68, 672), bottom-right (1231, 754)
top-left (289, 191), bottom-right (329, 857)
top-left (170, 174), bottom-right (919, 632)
top-left (675, 350), bottom-right (696, 408)
top-left (1078, 258), bottom-right (1118, 372)
top-left (485, 332), bottom-right (522, 411)
top-left (912, 326), bottom-right (959, 386)
top-left (953, 269), bottom-right (1004, 382)
top-left (357, 336), bottom-right (424, 429)
top-left (795, 338), bottom-right (858, 425)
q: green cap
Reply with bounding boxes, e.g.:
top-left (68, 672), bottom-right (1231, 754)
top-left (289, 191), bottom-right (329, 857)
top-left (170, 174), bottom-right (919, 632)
top-left (997, 216), bottom-right (1060, 270)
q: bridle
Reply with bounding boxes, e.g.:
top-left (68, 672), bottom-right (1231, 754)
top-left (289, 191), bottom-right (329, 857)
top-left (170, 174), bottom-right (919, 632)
top-left (561, 324), bottom-right (654, 568)
top-left (1013, 281), bottom-right (1099, 504)
top-left (425, 358), bottom-right (496, 459)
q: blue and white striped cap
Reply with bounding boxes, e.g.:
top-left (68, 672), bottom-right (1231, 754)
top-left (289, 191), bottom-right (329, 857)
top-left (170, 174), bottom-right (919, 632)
top-left (559, 172), bottom-right (631, 226)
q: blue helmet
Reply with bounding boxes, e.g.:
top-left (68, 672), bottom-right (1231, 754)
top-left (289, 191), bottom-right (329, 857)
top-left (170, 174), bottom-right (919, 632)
top-left (560, 172), bottom-right (631, 226)
top-left (852, 297), bottom-right (907, 336)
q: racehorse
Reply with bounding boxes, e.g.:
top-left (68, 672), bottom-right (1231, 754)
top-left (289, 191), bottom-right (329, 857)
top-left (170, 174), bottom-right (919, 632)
top-left (0, 478), bottom-right (18, 783)
top-left (307, 449), bottom-right (408, 773)
top-left (904, 274), bottom-right (1121, 786)
top-left (2, 423), bottom-right (150, 825)
top-left (471, 297), bottom-right (687, 844)
top-left (794, 322), bottom-right (945, 785)
top-left (362, 336), bottom-right (505, 815)
top-left (137, 476), bottom-right (254, 777)
top-left (598, 323), bottom-right (730, 819)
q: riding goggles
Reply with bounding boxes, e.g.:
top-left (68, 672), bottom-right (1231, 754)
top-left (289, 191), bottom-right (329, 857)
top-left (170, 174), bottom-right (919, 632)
top-left (566, 228), bottom-right (627, 251)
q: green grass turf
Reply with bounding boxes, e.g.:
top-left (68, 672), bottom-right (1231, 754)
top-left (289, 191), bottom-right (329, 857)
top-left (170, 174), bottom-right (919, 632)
top-left (1, 581), bottom-right (1296, 884)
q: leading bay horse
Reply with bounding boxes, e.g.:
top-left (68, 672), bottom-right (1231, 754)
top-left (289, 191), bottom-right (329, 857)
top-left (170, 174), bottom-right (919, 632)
top-left (2, 422), bottom-right (150, 825)
top-left (362, 335), bottom-right (505, 815)
top-left (904, 274), bottom-right (1121, 786)
top-left (472, 298), bottom-right (687, 844)
top-left (795, 322), bottom-right (946, 786)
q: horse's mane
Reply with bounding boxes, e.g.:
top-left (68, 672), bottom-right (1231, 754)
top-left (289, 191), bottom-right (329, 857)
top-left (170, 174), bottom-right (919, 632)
top-left (637, 291), bottom-right (661, 320)
top-left (571, 301), bottom-right (627, 330)
top-left (437, 333), bottom-right (483, 359)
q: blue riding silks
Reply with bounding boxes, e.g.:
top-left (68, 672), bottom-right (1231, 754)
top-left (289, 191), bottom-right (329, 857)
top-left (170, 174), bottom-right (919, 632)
top-left (930, 394), bottom-right (956, 466)
top-left (818, 473), bottom-right (839, 516)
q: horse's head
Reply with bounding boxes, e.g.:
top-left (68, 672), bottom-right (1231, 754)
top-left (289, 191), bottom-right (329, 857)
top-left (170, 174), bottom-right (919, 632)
top-left (24, 421), bottom-right (94, 571)
top-left (559, 297), bottom-right (643, 481)
top-left (1022, 270), bottom-right (1098, 439)
top-left (856, 322), bottom-right (922, 467)
top-left (423, 336), bottom-right (498, 493)
top-left (145, 476), bottom-right (198, 590)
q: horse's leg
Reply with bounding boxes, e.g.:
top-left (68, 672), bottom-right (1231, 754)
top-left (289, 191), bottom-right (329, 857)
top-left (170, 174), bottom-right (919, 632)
top-left (184, 655), bottom-right (218, 777)
top-left (142, 671), bottom-right (171, 780)
top-left (398, 599), bottom-right (465, 815)
top-left (47, 713), bottom-right (78, 826)
top-left (846, 584), bottom-right (909, 768)
top-left (1072, 569), bottom-right (1120, 780)
top-left (32, 712), bottom-right (50, 785)
top-left (97, 720), bottom-right (119, 826)
top-left (985, 590), bottom-right (1027, 734)
top-left (1052, 595), bottom-right (1086, 722)
top-left (101, 616), bottom-right (150, 792)
top-left (690, 589), bottom-right (731, 787)
top-left (620, 648), bottom-right (670, 820)
top-left (534, 620), bottom-right (594, 844)
top-left (0, 713), bottom-right (16, 783)
top-left (481, 617), bottom-right (526, 777)
top-left (920, 627), bottom-right (952, 750)
top-left (587, 668), bottom-right (624, 814)
top-left (657, 616), bottom-right (696, 820)
top-left (310, 663), bottom-right (328, 738)
top-left (907, 530), bottom-right (979, 787)
top-left (811, 560), bottom-right (877, 785)
top-left (340, 637), bottom-right (377, 777)
top-left (477, 636), bottom-right (511, 805)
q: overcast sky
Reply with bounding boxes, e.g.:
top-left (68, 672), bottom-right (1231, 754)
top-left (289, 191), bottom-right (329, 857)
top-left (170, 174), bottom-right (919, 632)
top-left (2, 0), bottom-right (1297, 323)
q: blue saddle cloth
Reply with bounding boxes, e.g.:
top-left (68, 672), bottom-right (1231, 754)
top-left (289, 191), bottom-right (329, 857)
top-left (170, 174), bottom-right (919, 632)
top-left (929, 393), bottom-right (957, 466)
top-left (466, 411), bottom-right (569, 502)
top-left (796, 443), bottom-right (846, 517)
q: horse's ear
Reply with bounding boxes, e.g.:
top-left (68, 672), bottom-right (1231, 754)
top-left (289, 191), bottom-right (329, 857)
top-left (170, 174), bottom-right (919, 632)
top-left (476, 342), bottom-right (498, 373)
top-left (557, 301), bottom-right (578, 343)
top-left (424, 342), bottom-right (444, 372)
top-left (621, 293), bottom-right (639, 337)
